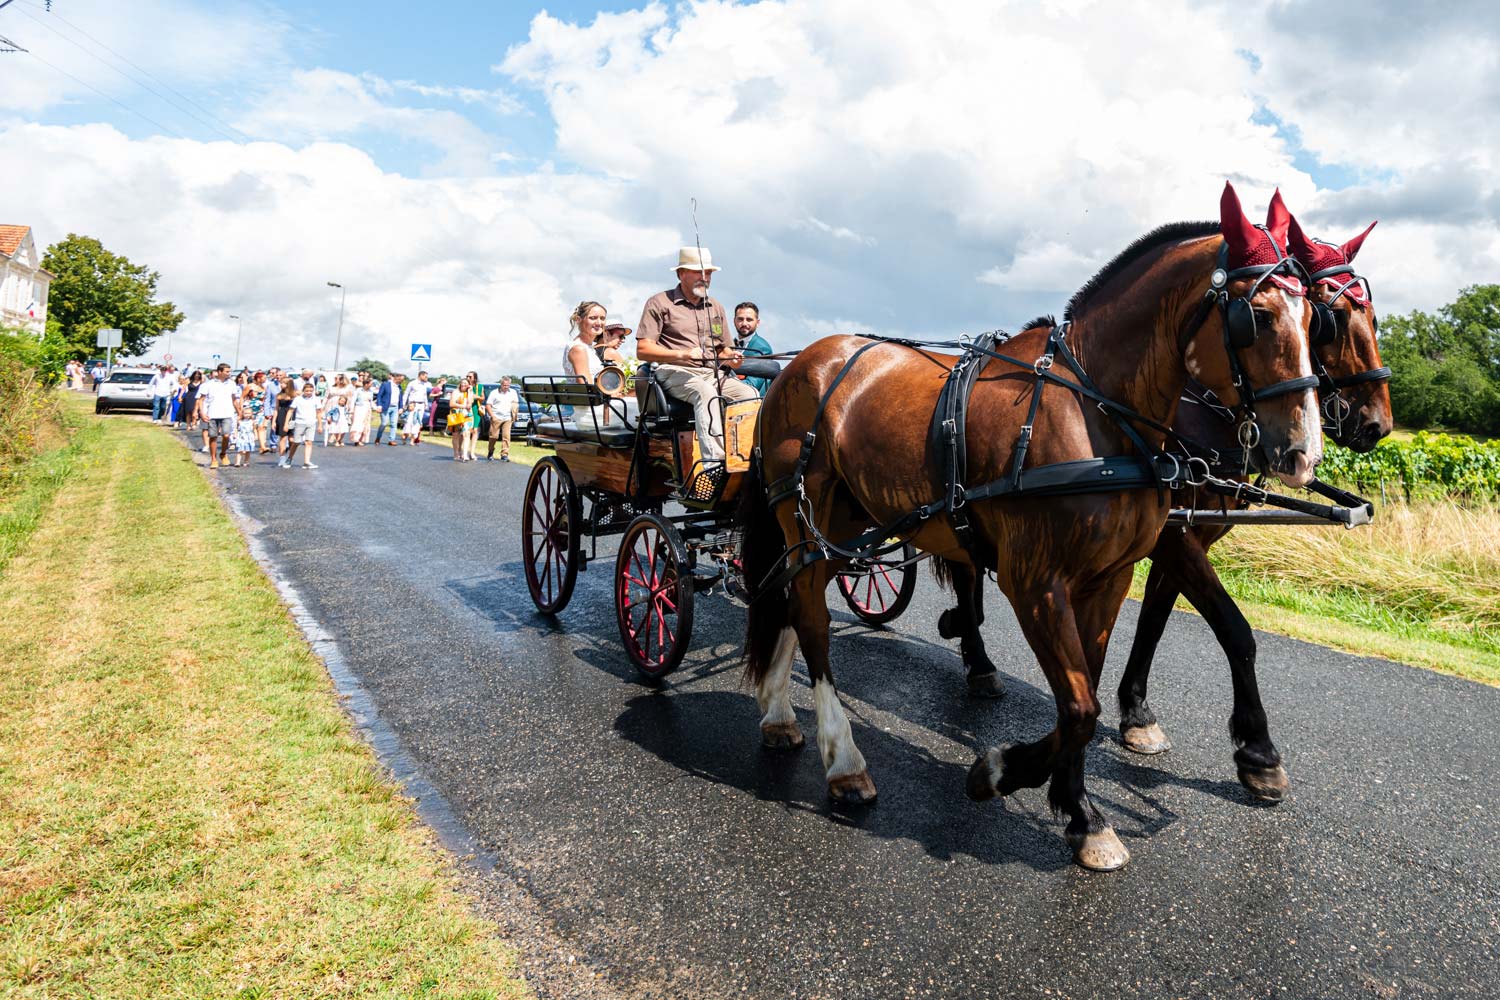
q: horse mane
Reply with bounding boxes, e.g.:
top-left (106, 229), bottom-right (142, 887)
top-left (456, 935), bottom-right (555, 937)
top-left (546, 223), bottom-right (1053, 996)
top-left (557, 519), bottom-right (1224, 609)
top-left (1063, 221), bottom-right (1219, 321)
top-left (1020, 315), bottom-right (1056, 333)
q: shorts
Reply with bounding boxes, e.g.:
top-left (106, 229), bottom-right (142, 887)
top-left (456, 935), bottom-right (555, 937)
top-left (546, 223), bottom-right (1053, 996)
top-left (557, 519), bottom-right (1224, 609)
top-left (207, 417), bottom-right (235, 438)
top-left (292, 422), bottom-right (316, 444)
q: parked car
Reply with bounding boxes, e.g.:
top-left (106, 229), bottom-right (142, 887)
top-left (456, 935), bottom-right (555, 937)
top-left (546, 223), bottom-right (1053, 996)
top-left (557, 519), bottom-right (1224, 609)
top-left (94, 367), bottom-right (156, 414)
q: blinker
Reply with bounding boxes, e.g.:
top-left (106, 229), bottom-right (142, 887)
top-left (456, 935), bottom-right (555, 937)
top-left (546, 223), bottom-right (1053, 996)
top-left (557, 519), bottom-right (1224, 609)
top-left (1310, 302), bottom-right (1337, 348)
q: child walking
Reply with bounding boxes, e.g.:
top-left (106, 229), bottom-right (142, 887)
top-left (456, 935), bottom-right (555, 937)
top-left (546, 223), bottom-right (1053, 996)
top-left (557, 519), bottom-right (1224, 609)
top-left (280, 382), bottom-right (323, 469)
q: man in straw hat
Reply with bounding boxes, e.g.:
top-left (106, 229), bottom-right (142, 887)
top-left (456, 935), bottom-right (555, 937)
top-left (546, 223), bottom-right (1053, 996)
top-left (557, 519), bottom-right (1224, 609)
top-left (635, 246), bottom-right (757, 468)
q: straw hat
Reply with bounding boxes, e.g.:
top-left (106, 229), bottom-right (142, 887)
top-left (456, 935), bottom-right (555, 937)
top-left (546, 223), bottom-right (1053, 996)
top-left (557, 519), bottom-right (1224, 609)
top-left (674, 246), bottom-right (720, 273)
top-left (604, 314), bottom-right (631, 332)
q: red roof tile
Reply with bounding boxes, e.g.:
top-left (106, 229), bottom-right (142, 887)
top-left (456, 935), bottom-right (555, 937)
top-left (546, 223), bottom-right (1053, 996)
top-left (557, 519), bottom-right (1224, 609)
top-left (0, 225), bottom-right (30, 257)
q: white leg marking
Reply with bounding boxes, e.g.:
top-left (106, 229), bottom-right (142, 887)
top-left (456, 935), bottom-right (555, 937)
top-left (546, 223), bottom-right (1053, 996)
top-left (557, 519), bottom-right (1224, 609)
top-left (757, 628), bottom-right (797, 730)
top-left (813, 679), bottom-right (867, 780)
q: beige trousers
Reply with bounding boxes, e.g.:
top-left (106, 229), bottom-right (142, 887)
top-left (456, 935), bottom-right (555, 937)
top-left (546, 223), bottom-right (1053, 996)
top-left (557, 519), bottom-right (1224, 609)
top-left (653, 364), bottom-right (758, 462)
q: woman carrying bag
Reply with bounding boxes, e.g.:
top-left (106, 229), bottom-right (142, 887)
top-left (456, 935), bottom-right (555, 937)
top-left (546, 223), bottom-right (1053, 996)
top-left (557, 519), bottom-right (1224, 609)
top-left (447, 377), bottom-right (475, 461)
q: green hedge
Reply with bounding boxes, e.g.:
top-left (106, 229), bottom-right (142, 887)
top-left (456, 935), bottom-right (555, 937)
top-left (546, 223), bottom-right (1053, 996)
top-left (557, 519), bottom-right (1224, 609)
top-left (1320, 432), bottom-right (1500, 502)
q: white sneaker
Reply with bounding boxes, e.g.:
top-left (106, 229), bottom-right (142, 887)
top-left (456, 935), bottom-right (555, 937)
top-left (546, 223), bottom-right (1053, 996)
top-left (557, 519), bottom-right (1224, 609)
top-left (303, 463), bottom-right (318, 469)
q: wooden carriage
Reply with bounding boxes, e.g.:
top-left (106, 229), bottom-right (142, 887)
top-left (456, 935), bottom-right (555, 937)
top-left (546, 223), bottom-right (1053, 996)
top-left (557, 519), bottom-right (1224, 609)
top-left (517, 365), bottom-right (917, 677)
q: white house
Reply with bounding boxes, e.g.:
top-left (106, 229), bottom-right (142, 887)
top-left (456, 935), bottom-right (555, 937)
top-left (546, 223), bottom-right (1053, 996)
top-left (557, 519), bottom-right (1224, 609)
top-left (0, 225), bottom-right (53, 336)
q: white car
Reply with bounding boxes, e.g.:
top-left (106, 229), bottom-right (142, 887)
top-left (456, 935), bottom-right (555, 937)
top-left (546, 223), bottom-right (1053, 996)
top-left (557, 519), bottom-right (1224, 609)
top-left (94, 368), bottom-right (157, 414)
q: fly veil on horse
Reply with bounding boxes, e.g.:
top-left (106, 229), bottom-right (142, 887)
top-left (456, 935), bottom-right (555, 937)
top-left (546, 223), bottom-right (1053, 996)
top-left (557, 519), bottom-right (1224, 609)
top-left (1115, 197), bottom-right (1390, 797)
top-left (740, 184), bottom-right (1322, 871)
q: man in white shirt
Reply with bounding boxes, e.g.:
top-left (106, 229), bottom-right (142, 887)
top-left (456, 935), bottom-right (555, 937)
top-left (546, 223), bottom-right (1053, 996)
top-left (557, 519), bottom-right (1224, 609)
top-left (484, 376), bottom-right (521, 462)
top-left (196, 363), bottom-right (244, 470)
top-left (403, 371), bottom-right (433, 443)
top-left (150, 365), bottom-right (177, 423)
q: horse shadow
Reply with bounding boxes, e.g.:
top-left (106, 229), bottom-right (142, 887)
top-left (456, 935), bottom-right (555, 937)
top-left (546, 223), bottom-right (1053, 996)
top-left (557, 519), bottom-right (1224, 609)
top-left (444, 562), bottom-right (1240, 863)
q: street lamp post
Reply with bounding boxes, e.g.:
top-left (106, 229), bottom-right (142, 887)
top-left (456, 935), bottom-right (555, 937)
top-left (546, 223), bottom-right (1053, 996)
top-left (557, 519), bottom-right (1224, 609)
top-left (229, 314), bottom-right (243, 369)
top-left (327, 282), bottom-right (346, 370)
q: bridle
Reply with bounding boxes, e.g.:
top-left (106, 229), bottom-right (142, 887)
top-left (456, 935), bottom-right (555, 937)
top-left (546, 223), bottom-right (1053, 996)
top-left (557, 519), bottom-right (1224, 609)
top-left (1205, 230), bottom-right (1320, 464)
top-left (1302, 251), bottom-right (1392, 441)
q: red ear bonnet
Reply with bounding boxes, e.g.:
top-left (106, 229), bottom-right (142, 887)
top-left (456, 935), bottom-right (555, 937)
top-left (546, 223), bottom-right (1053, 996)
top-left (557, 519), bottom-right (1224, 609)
top-left (1340, 220), bottom-right (1377, 262)
top-left (1220, 181), bottom-right (1291, 269)
top-left (1219, 181), bottom-right (1304, 293)
top-left (1286, 211), bottom-right (1376, 305)
top-left (1265, 189), bottom-right (1292, 250)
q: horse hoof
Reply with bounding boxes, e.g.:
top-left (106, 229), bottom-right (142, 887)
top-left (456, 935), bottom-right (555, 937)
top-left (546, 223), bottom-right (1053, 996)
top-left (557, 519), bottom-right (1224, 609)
top-left (1121, 722), bottom-right (1173, 755)
top-left (966, 671), bottom-right (1005, 699)
top-left (937, 609), bottom-right (959, 639)
top-left (1067, 828), bottom-right (1130, 872)
top-left (965, 749), bottom-right (1004, 801)
top-left (760, 722), bottom-right (805, 750)
top-left (1238, 763), bottom-right (1289, 802)
top-left (828, 771), bottom-right (877, 804)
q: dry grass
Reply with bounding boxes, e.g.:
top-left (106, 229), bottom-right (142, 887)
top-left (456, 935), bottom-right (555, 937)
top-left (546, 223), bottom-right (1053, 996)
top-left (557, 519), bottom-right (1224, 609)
top-left (0, 395), bottom-right (531, 998)
top-left (1135, 499), bottom-right (1500, 685)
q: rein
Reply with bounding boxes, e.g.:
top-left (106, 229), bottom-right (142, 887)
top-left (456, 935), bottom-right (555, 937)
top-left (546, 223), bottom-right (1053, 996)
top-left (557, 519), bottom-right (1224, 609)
top-left (751, 283), bottom-right (1263, 598)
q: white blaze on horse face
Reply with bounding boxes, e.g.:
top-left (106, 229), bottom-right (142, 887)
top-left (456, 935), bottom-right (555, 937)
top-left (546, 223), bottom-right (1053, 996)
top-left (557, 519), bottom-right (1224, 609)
top-left (1281, 290), bottom-right (1325, 466)
top-left (756, 628), bottom-right (798, 730)
top-left (813, 679), bottom-right (868, 780)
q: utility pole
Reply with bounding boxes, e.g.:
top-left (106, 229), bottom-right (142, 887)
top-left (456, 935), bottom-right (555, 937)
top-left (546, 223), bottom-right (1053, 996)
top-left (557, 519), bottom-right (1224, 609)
top-left (229, 314), bottom-right (242, 369)
top-left (327, 282), bottom-right (345, 370)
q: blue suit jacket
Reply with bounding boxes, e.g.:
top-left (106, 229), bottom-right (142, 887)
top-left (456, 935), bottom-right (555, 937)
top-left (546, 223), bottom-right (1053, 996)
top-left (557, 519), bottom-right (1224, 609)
top-left (375, 380), bottom-right (400, 410)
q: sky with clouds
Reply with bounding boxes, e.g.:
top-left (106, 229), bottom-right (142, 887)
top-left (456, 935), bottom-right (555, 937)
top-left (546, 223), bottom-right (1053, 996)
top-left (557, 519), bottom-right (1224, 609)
top-left (2, 0), bottom-right (1496, 372)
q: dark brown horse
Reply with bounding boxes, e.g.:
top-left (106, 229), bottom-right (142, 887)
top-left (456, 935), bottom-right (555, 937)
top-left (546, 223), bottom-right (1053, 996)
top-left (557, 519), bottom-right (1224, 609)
top-left (741, 184), bottom-right (1322, 870)
top-left (1116, 199), bottom-right (1390, 798)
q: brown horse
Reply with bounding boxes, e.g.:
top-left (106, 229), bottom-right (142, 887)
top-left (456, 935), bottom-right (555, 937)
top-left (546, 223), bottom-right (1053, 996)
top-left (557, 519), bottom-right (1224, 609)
top-left (1116, 199), bottom-right (1390, 798)
top-left (741, 183), bottom-right (1322, 871)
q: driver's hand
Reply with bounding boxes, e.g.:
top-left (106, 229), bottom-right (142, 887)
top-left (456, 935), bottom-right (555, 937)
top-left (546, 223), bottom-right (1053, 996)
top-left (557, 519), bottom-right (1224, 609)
top-left (722, 350), bottom-right (745, 370)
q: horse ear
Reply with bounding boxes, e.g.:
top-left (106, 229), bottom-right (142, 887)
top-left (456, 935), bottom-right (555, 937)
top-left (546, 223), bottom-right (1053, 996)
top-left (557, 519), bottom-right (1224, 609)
top-left (1219, 182), bottom-right (1261, 263)
top-left (1339, 220), bottom-right (1378, 262)
top-left (1265, 189), bottom-right (1292, 248)
top-left (1285, 209), bottom-right (1315, 261)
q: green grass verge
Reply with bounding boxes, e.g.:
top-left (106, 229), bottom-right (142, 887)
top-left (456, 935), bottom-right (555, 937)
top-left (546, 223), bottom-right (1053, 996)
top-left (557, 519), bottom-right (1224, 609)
top-left (1129, 546), bottom-right (1500, 687)
top-left (0, 395), bottom-right (530, 998)
top-left (0, 418), bottom-right (97, 577)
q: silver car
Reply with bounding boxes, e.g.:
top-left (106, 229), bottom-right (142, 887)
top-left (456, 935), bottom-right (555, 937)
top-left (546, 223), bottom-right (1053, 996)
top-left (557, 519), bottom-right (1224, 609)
top-left (94, 368), bottom-right (157, 414)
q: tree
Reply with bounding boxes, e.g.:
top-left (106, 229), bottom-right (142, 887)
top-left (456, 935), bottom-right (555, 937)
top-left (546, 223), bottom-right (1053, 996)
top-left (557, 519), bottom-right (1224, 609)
top-left (350, 357), bottom-right (392, 381)
top-left (1379, 284), bottom-right (1500, 435)
top-left (41, 234), bottom-right (184, 359)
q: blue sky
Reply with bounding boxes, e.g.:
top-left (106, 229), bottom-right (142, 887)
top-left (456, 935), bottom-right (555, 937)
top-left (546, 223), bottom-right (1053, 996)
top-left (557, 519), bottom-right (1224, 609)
top-left (3, 0), bottom-right (1495, 371)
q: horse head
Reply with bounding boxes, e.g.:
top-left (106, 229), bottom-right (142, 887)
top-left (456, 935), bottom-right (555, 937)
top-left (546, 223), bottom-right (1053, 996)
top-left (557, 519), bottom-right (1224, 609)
top-left (1277, 198), bottom-right (1391, 452)
top-left (1185, 182), bottom-right (1322, 488)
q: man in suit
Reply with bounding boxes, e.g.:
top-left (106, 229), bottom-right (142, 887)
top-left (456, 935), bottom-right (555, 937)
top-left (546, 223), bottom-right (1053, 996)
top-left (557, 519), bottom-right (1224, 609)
top-left (373, 372), bottom-right (404, 445)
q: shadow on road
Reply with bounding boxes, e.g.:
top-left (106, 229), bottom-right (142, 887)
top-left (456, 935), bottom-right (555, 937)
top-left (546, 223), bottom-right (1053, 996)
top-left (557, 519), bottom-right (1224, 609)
top-left (445, 561), bottom-right (1231, 864)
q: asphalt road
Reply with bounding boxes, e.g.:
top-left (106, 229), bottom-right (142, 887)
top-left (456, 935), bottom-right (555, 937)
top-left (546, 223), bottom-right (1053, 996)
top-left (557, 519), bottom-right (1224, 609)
top-left (207, 437), bottom-right (1498, 1000)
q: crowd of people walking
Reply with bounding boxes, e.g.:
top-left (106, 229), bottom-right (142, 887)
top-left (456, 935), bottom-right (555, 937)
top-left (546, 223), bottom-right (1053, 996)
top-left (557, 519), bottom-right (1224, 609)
top-left (131, 363), bottom-right (523, 471)
top-left (82, 248), bottom-right (775, 477)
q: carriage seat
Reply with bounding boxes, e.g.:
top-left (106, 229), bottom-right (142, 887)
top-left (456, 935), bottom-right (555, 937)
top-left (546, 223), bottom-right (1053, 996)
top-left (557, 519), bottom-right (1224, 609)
top-left (521, 375), bottom-right (637, 448)
top-left (635, 363), bottom-right (695, 431)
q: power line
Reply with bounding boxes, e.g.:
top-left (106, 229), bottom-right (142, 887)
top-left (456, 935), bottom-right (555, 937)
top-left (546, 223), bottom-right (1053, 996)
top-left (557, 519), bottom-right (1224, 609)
top-left (11, 1), bottom-right (248, 142)
top-left (26, 46), bottom-right (188, 138)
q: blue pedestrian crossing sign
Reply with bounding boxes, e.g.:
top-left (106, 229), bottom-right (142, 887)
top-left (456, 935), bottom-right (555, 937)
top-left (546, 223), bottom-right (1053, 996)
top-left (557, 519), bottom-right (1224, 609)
top-left (410, 343), bottom-right (432, 363)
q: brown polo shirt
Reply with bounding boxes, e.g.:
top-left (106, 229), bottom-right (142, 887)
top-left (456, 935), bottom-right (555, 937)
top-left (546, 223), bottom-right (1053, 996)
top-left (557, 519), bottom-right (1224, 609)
top-left (636, 286), bottom-right (730, 368)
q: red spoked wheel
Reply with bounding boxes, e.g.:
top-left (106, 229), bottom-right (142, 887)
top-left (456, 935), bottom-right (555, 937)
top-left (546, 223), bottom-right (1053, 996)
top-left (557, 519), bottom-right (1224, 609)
top-left (615, 513), bottom-right (694, 679)
top-left (522, 456), bottom-right (581, 614)
top-left (835, 543), bottom-right (918, 625)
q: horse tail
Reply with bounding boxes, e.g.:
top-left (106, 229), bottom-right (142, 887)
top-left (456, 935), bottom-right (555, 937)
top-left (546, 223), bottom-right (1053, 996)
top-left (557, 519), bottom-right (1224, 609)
top-left (739, 453), bottom-right (790, 688)
top-left (930, 555), bottom-right (956, 592)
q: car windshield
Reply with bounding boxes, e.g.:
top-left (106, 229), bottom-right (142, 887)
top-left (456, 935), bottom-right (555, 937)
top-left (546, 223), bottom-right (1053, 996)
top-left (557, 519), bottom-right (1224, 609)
top-left (107, 373), bottom-right (153, 384)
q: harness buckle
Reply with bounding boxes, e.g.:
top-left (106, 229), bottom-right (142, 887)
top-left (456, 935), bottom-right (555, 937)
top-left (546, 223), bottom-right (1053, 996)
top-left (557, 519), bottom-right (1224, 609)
top-left (951, 484), bottom-right (967, 511)
top-left (1184, 456), bottom-right (1211, 487)
top-left (1033, 354), bottom-right (1054, 375)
